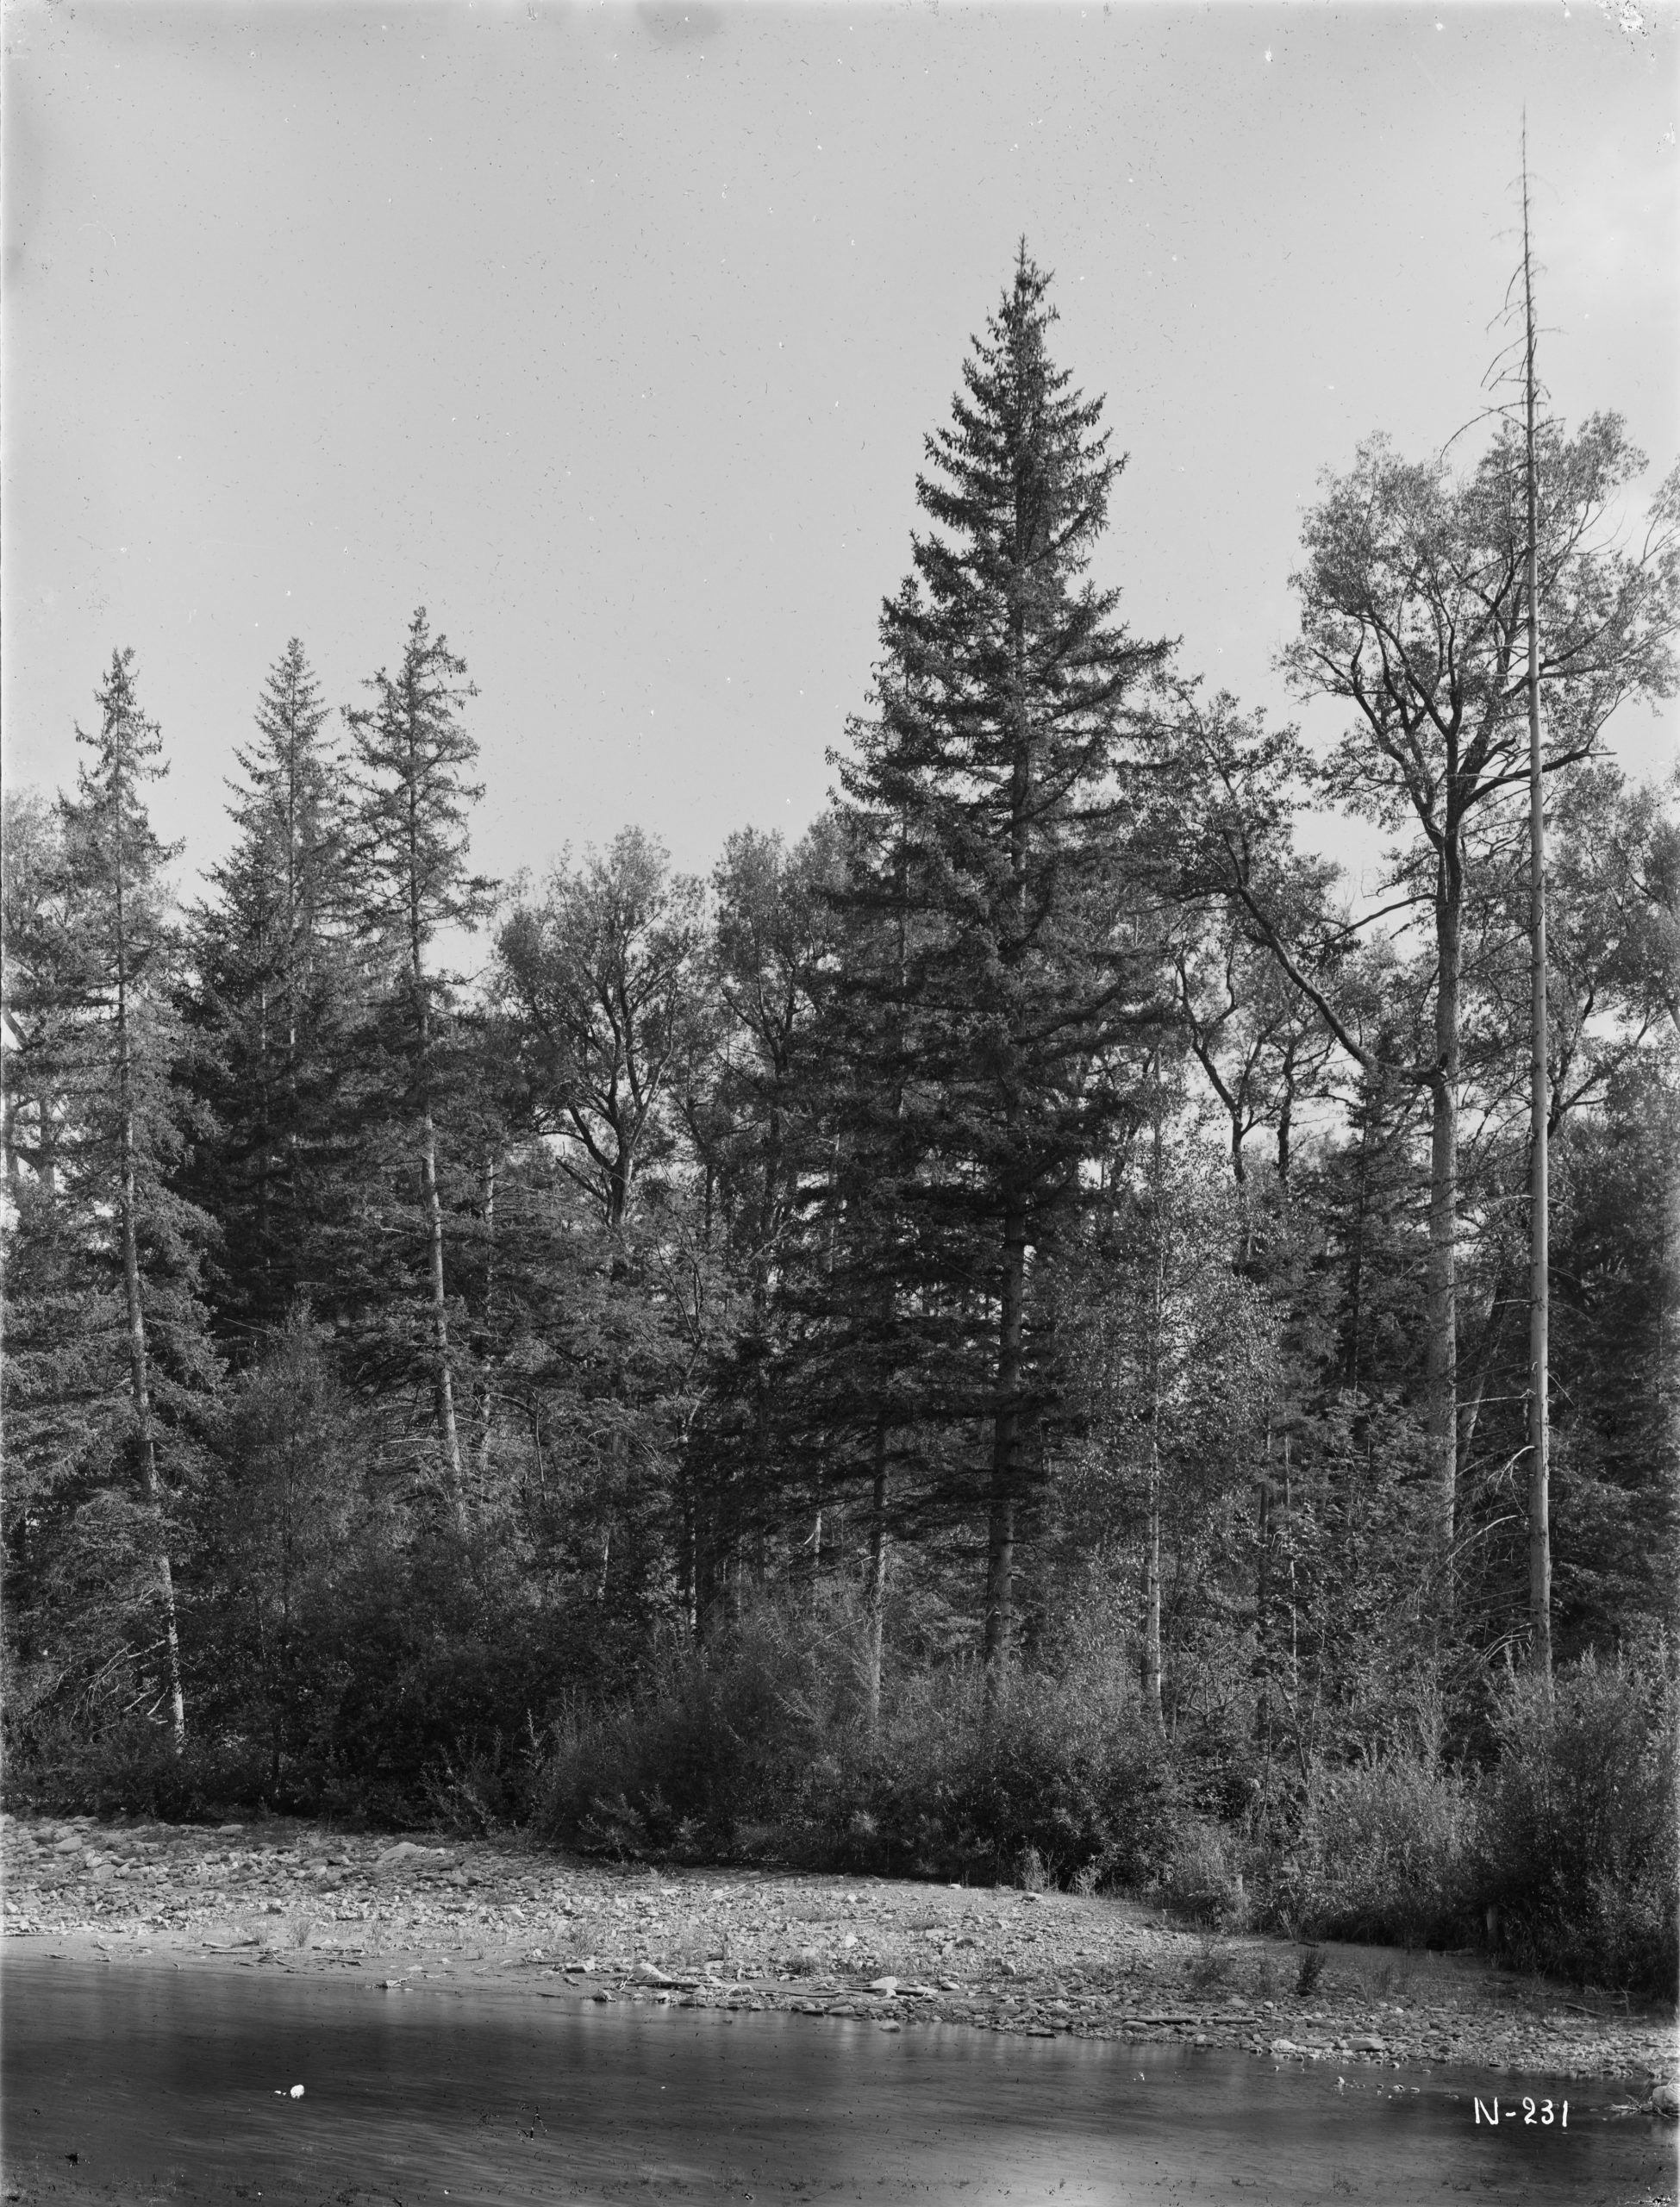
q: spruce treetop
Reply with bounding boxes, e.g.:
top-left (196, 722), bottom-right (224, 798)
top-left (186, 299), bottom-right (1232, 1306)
top-left (346, 606), bottom-right (493, 964)
top-left (60, 649), bottom-right (180, 1000)
top-left (914, 245), bottom-right (1116, 612)
top-left (840, 249), bottom-right (1171, 954)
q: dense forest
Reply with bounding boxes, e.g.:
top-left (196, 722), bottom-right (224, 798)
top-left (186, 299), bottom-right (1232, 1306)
top-left (4, 255), bottom-right (1677, 1994)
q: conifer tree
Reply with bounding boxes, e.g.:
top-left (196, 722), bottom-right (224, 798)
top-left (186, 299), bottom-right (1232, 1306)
top-left (347, 609), bottom-right (492, 1532)
top-left (184, 640), bottom-right (362, 1337)
top-left (833, 248), bottom-right (1172, 1674)
top-left (2, 653), bottom-right (218, 1750)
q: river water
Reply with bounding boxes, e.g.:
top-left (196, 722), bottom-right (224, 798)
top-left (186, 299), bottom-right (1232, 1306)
top-left (2, 1958), bottom-right (1669, 2206)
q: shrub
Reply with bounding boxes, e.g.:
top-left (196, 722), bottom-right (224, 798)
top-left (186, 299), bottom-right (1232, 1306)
top-left (1474, 1650), bottom-right (1678, 1997)
top-left (1279, 1742), bottom-right (1479, 1950)
top-left (531, 1591), bottom-right (1180, 1890)
top-left (824, 1655), bottom-right (1179, 1890)
top-left (1158, 1819), bottom-right (1248, 1929)
top-left (533, 1593), bottom-right (863, 1854)
top-left (3, 1707), bottom-right (272, 1824)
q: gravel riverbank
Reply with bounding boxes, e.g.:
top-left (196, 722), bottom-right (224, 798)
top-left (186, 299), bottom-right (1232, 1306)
top-left (5, 1810), bottom-right (1674, 2105)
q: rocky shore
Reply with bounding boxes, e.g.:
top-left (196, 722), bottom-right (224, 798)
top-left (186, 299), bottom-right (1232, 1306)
top-left (4, 1810), bottom-right (1674, 2107)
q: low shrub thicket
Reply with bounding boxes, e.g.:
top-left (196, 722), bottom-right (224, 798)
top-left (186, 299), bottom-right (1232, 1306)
top-left (1242, 1651), bottom-right (1676, 1995)
top-left (534, 1595), bottom-right (856, 1858)
top-left (830, 1661), bottom-right (1177, 1888)
top-left (535, 1604), bottom-right (1676, 1997)
top-left (12, 1565), bottom-right (1671, 2000)
top-left (532, 1591), bottom-right (1177, 1889)
top-left (3, 1707), bottom-right (274, 1825)
top-left (1475, 1653), bottom-right (1677, 1998)
top-left (1265, 1743), bottom-right (1479, 1952)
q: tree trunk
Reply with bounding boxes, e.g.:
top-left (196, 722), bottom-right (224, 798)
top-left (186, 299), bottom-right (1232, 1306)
top-left (1142, 1426), bottom-right (1163, 1729)
top-left (421, 1105), bottom-right (467, 1533)
top-left (679, 1460), bottom-right (697, 1635)
top-left (1521, 149), bottom-right (1552, 1685)
top-left (475, 1150), bottom-right (498, 1485)
top-left (1425, 863), bottom-right (1463, 1583)
top-left (1142, 1095), bottom-right (1167, 1728)
top-left (984, 1192), bottom-right (1027, 1681)
top-left (1344, 1097), bottom-right (1373, 1391)
top-left (985, 570), bottom-right (1034, 1695)
top-left (1276, 1037), bottom-right (1298, 1188)
top-left (1253, 1430), bottom-right (1273, 1754)
top-left (865, 1416), bottom-right (889, 1741)
top-left (114, 850), bottom-right (186, 1751)
top-left (1283, 1433), bottom-right (1299, 1702)
top-left (411, 926), bottom-right (466, 1532)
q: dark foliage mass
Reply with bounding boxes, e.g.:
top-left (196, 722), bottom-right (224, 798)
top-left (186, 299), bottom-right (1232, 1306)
top-left (4, 254), bottom-right (1677, 1998)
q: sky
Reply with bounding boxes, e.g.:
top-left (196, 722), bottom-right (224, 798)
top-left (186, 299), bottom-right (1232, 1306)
top-left (4, 0), bottom-right (1677, 923)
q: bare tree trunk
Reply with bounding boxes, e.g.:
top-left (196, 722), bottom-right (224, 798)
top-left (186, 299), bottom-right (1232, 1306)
top-left (1142, 1427), bottom-right (1163, 1729)
top-left (866, 1416), bottom-right (889, 1741)
top-left (114, 837), bottom-right (185, 1750)
top-left (1521, 139), bottom-right (1552, 1685)
top-left (421, 1104), bottom-right (467, 1533)
top-left (984, 1192), bottom-right (1027, 1683)
top-left (475, 1151), bottom-right (498, 1485)
top-left (1283, 1432), bottom-right (1299, 1700)
top-left (410, 902), bottom-right (466, 1531)
top-left (1142, 1092), bottom-right (1167, 1729)
top-left (1425, 869), bottom-right (1463, 1587)
top-left (1344, 1095), bottom-right (1374, 1390)
top-left (1253, 1427), bottom-right (1273, 1754)
top-left (256, 977), bottom-right (273, 1295)
top-left (679, 1461), bottom-right (697, 1635)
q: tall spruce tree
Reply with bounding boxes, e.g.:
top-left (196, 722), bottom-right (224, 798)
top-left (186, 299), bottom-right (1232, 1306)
top-left (347, 610), bottom-right (492, 1533)
top-left (2, 654), bottom-right (218, 1751)
top-left (184, 640), bottom-right (362, 1339)
top-left (833, 248), bottom-right (1172, 1675)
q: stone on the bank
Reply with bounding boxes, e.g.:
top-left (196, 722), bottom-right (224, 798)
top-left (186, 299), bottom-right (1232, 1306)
top-left (375, 1841), bottom-right (439, 1869)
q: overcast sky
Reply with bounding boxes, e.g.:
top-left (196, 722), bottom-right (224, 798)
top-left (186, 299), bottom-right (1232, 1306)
top-left (4, 1), bottom-right (1676, 916)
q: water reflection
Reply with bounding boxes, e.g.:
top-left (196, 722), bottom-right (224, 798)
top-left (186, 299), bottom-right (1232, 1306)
top-left (2, 1959), bottom-right (1666, 2205)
